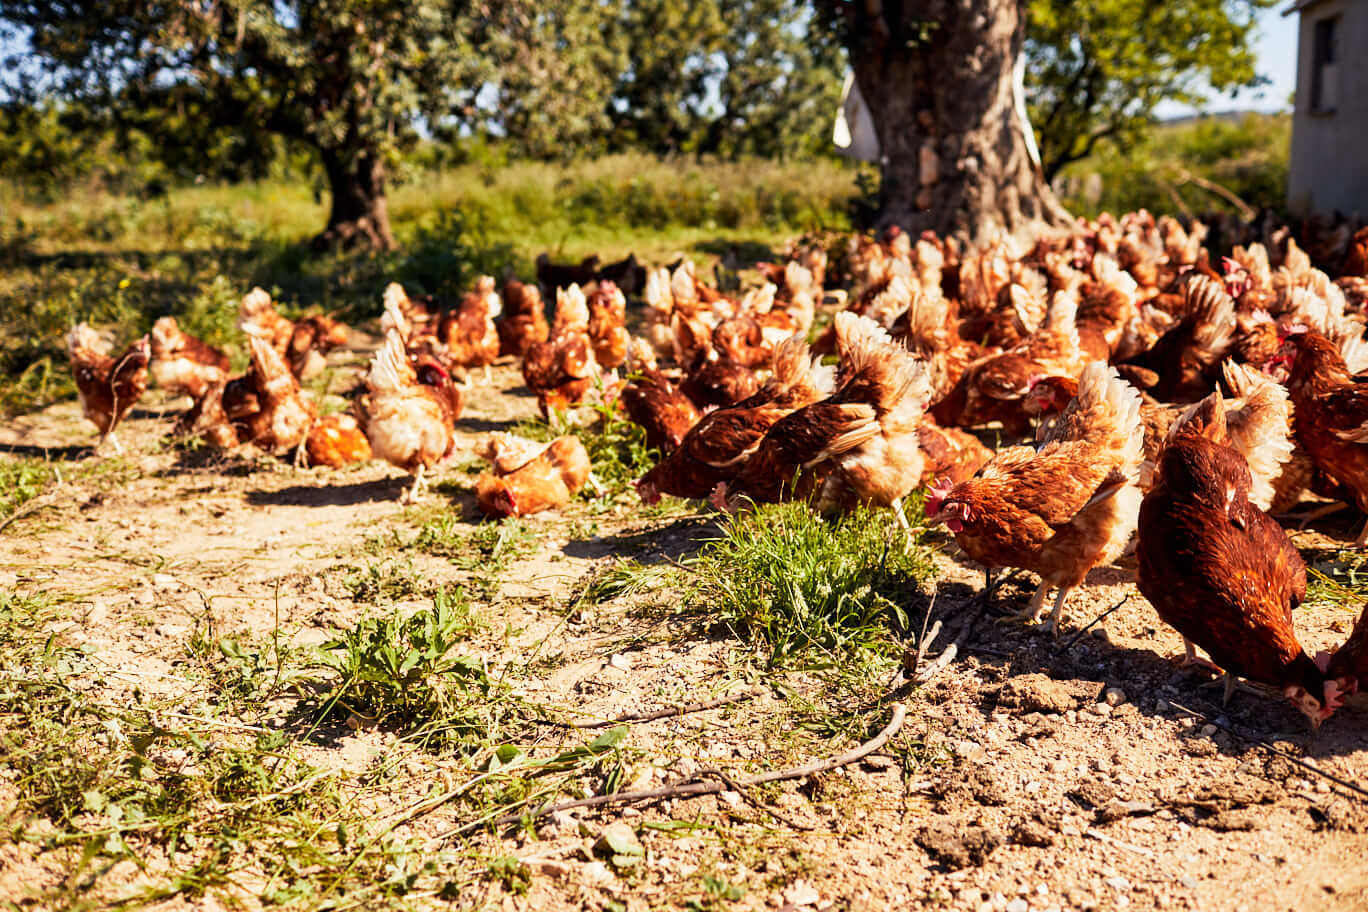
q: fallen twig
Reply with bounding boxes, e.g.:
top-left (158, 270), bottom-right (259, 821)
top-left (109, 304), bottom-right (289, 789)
top-left (914, 643), bottom-right (958, 684)
top-left (1167, 702), bottom-right (1368, 803)
top-left (1085, 827), bottom-right (1156, 858)
top-left (1060, 593), bottom-right (1129, 652)
top-left (449, 702), bottom-right (907, 836)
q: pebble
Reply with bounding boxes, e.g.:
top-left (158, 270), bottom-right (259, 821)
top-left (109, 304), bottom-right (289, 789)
top-left (1106, 877), bottom-right (1131, 892)
top-left (1049, 759), bottom-right (1070, 773)
top-left (1200, 724), bottom-right (1218, 737)
top-left (1090, 702), bottom-right (1112, 717)
top-left (1005, 899), bottom-right (1028, 912)
top-left (1104, 687), bottom-right (1127, 706)
top-left (1064, 710), bottom-right (1078, 723)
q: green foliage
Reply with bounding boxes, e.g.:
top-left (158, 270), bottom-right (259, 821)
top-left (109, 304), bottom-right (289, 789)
top-left (311, 592), bottom-right (511, 742)
top-left (1057, 113), bottom-right (1289, 218)
top-left (691, 501), bottom-right (934, 664)
top-left (1026, 0), bottom-right (1278, 181)
top-left (0, 458), bottom-right (54, 522)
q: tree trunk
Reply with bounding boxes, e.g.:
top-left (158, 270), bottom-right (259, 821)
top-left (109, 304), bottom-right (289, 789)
top-left (846, 0), bottom-right (1071, 248)
top-left (314, 147), bottom-right (396, 252)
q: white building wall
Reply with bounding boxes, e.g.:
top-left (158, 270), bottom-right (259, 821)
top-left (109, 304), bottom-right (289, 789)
top-left (1289, 0), bottom-right (1368, 216)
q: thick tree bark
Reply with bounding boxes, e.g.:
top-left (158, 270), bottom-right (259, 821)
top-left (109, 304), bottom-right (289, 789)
top-left (314, 147), bottom-right (396, 252)
top-left (846, 0), bottom-right (1071, 248)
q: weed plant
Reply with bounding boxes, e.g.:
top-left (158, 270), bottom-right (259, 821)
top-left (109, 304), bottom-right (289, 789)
top-left (691, 500), bottom-right (934, 665)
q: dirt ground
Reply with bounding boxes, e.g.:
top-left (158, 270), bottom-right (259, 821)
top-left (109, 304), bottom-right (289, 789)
top-left (2, 335), bottom-right (1367, 912)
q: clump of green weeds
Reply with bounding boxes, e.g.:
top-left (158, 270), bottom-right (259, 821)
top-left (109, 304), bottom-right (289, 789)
top-left (0, 457), bottom-right (54, 522)
top-left (341, 559), bottom-right (429, 604)
top-left (690, 500), bottom-right (934, 664)
top-left (311, 588), bottom-right (516, 747)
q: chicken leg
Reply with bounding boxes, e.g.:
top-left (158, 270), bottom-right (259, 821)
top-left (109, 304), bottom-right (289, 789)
top-left (891, 497), bottom-right (915, 553)
top-left (1041, 585), bottom-right (1071, 636)
top-left (99, 430), bottom-right (124, 455)
top-left (999, 580), bottom-right (1049, 626)
top-left (404, 463), bottom-right (428, 504)
top-left (1180, 638), bottom-right (1223, 674)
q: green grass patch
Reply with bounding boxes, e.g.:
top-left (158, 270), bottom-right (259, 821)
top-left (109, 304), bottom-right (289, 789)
top-left (0, 457), bottom-right (55, 523)
top-left (310, 590), bottom-right (515, 746)
top-left (690, 501), bottom-right (935, 665)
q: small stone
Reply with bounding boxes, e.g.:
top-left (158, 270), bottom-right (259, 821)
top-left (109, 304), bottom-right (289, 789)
top-left (1106, 877), bottom-right (1132, 892)
top-left (1006, 899), bottom-right (1028, 912)
top-left (607, 653), bottom-right (632, 672)
top-left (1090, 702), bottom-right (1112, 717)
top-left (719, 791), bottom-right (743, 808)
top-left (958, 887), bottom-right (983, 904)
top-left (1049, 759), bottom-right (1070, 773)
top-left (1200, 724), bottom-right (1218, 737)
top-left (1065, 710), bottom-right (1078, 723)
top-left (1104, 688), bottom-right (1127, 706)
top-left (523, 857), bottom-right (571, 879)
top-left (780, 880), bottom-right (821, 908)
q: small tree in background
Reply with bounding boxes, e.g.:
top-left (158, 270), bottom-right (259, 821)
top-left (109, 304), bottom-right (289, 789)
top-left (0, 1), bottom-right (499, 251)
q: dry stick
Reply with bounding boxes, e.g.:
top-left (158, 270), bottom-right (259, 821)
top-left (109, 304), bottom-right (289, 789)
top-left (447, 703), bottom-right (908, 837)
top-left (694, 769), bottom-right (816, 832)
top-left (1060, 593), bottom-right (1130, 652)
top-left (1085, 827), bottom-right (1156, 859)
top-left (1167, 702), bottom-right (1368, 803)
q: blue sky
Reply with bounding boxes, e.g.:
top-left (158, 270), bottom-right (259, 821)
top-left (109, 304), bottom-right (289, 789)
top-left (1154, 4), bottom-right (1297, 119)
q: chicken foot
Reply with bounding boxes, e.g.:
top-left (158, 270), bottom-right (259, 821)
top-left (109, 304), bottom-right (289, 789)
top-left (98, 429), bottom-right (124, 455)
top-left (1180, 638), bottom-right (1224, 674)
top-left (404, 463), bottom-right (428, 504)
top-left (998, 580), bottom-right (1049, 626)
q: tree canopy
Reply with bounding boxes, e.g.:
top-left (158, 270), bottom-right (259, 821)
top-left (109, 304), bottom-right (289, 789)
top-left (1025, 0), bottom-right (1278, 182)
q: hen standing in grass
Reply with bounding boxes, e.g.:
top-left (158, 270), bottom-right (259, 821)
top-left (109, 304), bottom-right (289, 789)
top-left (440, 275), bottom-right (502, 384)
top-left (926, 361), bottom-right (1144, 633)
top-left (587, 280), bottom-right (630, 371)
top-left (635, 335), bottom-right (833, 504)
top-left (496, 278), bottom-right (550, 359)
top-left (148, 316), bottom-right (230, 400)
top-left (619, 339), bottom-right (702, 453)
top-left (1278, 326), bottom-right (1368, 546)
top-left (1135, 395), bottom-right (1341, 727)
top-left (717, 313), bottom-right (932, 537)
top-left (522, 284), bottom-right (599, 417)
top-left (67, 323), bottom-right (150, 453)
top-left (356, 330), bottom-right (461, 502)
top-left (225, 336), bottom-right (317, 462)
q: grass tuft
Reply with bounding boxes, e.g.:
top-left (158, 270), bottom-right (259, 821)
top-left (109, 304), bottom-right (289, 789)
top-left (690, 501), bottom-right (934, 665)
top-left (310, 590), bottom-right (519, 748)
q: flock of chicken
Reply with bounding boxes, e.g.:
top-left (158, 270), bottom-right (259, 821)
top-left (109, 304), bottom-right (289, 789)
top-left (61, 210), bottom-right (1368, 729)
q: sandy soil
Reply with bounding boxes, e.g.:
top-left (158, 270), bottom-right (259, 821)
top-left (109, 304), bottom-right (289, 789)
top-left (2, 346), bottom-right (1367, 912)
